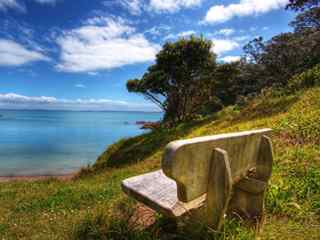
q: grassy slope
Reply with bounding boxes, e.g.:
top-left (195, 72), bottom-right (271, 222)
top-left (0, 87), bottom-right (319, 239)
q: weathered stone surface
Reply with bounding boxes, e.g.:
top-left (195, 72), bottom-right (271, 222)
top-left (236, 177), bottom-right (267, 194)
top-left (162, 129), bottom-right (272, 202)
top-left (206, 148), bottom-right (232, 230)
top-left (256, 135), bottom-right (274, 182)
top-left (122, 170), bottom-right (206, 217)
top-left (122, 129), bottom-right (274, 230)
top-left (228, 135), bottom-right (274, 219)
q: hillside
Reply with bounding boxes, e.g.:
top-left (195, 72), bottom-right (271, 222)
top-left (0, 81), bottom-right (319, 238)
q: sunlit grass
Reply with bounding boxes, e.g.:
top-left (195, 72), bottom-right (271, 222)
top-left (0, 87), bottom-right (319, 239)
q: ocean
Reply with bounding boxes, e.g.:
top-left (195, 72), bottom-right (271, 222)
top-left (0, 110), bottom-right (162, 176)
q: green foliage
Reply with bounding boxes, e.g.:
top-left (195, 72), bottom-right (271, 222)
top-left (94, 130), bottom-right (173, 168)
top-left (72, 213), bottom-right (154, 240)
top-left (288, 63), bottom-right (320, 91)
top-left (90, 84), bottom-right (320, 239)
top-left (72, 213), bottom-right (109, 240)
top-left (266, 181), bottom-right (294, 215)
top-left (266, 165), bottom-right (320, 217)
top-left (286, 0), bottom-right (320, 11)
top-left (223, 219), bottom-right (255, 240)
top-left (125, 3), bottom-right (320, 129)
top-left (243, 30), bottom-right (320, 88)
top-left (1, 75), bottom-right (320, 238)
top-left (292, 167), bottom-right (320, 200)
top-left (93, 118), bottom-right (210, 169)
top-left (126, 36), bottom-right (216, 123)
top-left (241, 4), bottom-right (320, 92)
top-left (235, 88), bottom-right (299, 120)
top-left (72, 212), bottom-right (255, 240)
top-left (290, 7), bottom-right (320, 31)
top-left (72, 200), bottom-right (155, 240)
top-left (0, 223), bottom-right (8, 235)
top-left (15, 186), bottom-right (115, 214)
top-left (213, 62), bottom-right (241, 106)
top-left (278, 88), bottom-right (320, 144)
top-left (125, 4), bottom-right (320, 127)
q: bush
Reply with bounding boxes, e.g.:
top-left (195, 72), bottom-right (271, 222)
top-left (278, 88), bottom-right (320, 144)
top-left (288, 64), bottom-right (320, 91)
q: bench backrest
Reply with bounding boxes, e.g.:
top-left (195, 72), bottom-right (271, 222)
top-left (162, 129), bottom-right (272, 202)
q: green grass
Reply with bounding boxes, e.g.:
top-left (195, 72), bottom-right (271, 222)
top-left (0, 87), bottom-right (320, 239)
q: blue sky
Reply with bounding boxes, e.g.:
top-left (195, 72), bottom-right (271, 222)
top-left (0, 0), bottom-right (295, 111)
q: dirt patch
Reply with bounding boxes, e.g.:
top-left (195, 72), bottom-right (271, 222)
top-left (130, 204), bottom-right (157, 229)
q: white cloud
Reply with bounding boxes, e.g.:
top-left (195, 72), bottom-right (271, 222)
top-left (33, 0), bottom-right (58, 4)
top-left (0, 0), bottom-right (58, 12)
top-left (220, 55), bottom-right (241, 63)
top-left (103, 0), bottom-right (202, 14)
top-left (145, 27), bottom-right (161, 36)
top-left (204, 0), bottom-right (289, 24)
top-left (88, 72), bottom-right (99, 76)
top-left (56, 17), bottom-right (160, 73)
top-left (75, 84), bottom-right (86, 88)
top-left (233, 35), bottom-right (251, 42)
top-left (120, 0), bottom-right (142, 15)
top-left (0, 0), bottom-right (25, 12)
top-left (215, 28), bottom-right (235, 36)
top-left (163, 30), bottom-right (195, 41)
top-left (0, 93), bottom-right (159, 111)
top-left (0, 93), bottom-right (57, 105)
top-left (145, 25), bottom-right (171, 36)
top-left (0, 39), bottom-right (49, 66)
top-left (211, 38), bottom-right (239, 55)
top-left (178, 30), bottom-right (196, 37)
top-left (163, 33), bottom-right (175, 41)
top-left (149, 0), bottom-right (202, 12)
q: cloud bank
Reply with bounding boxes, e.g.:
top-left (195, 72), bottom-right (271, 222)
top-left (204, 0), bottom-right (289, 24)
top-left (0, 93), bottom-right (159, 111)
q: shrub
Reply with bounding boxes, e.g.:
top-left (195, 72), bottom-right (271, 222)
top-left (288, 64), bottom-right (320, 91)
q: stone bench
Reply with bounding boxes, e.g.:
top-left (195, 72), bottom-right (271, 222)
top-left (122, 129), bottom-right (273, 230)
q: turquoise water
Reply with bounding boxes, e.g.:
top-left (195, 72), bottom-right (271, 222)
top-left (0, 110), bottom-right (162, 176)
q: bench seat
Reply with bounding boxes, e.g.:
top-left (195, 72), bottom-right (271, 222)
top-left (121, 129), bottom-right (273, 230)
top-left (122, 170), bottom-right (206, 217)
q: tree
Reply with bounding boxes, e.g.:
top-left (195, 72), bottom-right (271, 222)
top-left (243, 37), bottom-right (265, 63)
top-left (213, 62), bottom-right (241, 106)
top-left (213, 61), bottom-right (271, 107)
top-left (286, 0), bottom-right (320, 11)
top-left (290, 7), bottom-right (320, 31)
top-left (242, 28), bottom-right (320, 88)
top-left (127, 36), bottom-right (216, 123)
top-left (127, 65), bottom-right (168, 111)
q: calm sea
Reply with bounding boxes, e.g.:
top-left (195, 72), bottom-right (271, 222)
top-left (0, 110), bottom-right (162, 176)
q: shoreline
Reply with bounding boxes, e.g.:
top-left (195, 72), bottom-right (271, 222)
top-left (0, 173), bottom-right (75, 183)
